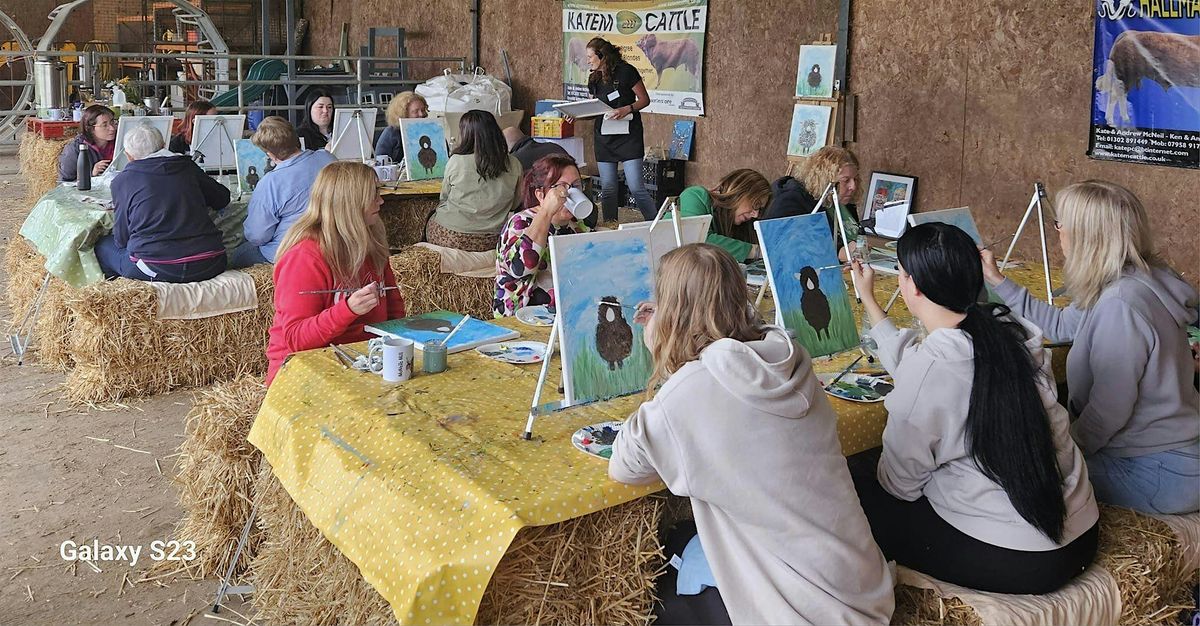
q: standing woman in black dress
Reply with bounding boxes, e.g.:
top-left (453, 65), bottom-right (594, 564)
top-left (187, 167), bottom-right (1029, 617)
top-left (585, 37), bottom-right (654, 221)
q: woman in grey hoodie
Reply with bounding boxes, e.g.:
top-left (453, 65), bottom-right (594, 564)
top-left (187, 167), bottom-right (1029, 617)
top-left (609, 243), bottom-right (894, 625)
top-left (849, 223), bottom-right (1099, 594)
top-left (982, 180), bottom-right (1199, 515)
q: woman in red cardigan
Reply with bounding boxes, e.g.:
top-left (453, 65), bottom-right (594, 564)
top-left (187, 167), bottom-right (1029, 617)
top-left (266, 161), bottom-right (405, 384)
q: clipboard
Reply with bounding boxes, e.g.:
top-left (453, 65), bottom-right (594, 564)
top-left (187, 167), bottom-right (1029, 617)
top-left (553, 98), bottom-right (613, 119)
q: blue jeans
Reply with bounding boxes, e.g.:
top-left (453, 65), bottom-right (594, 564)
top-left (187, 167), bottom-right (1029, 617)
top-left (94, 234), bottom-right (226, 283)
top-left (229, 239), bottom-right (270, 268)
top-left (1085, 445), bottom-right (1200, 515)
top-left (597, 159), bottom-right (655, 221)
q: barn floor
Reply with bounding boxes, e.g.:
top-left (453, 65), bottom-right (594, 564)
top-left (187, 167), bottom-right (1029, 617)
top-left (0, 146), bottom-right (250, 625)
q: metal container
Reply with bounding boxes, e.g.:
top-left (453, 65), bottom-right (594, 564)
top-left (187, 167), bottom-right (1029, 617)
top-left (33, 58), bottom-right (68, 115)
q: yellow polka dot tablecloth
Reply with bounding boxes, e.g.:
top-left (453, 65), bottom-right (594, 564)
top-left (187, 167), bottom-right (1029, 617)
top-left (247, 263), bottom-right (1063, 625)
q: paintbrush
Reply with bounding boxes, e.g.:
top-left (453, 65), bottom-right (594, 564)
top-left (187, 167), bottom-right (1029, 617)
top-left (300, 285), bottom-right (401, 296)
top-left (327, 344), bottom-right (350, 370)
top-left (440, 315), bottom-right (471, 346)
top-left (980, 232), bottom-right (1017, 250)
top-left (824, 353), bottom-right (866, 390)
top-left (597, 300), bottom-right (638, 310)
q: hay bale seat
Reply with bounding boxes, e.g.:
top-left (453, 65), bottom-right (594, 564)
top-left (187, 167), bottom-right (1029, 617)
top-left (4, 235), bottom-right (77, 370)
top-left (166, 375), bottom-right (267, 581)
top-left (389, 245), bottom-right (494, 319)
top-left (381, 195), bottom-right (439, 249)
top-left (889, 504), bottom-right (1200, 625)
top-left (249, 464), bottom-right (667, 625)
top-left (19, 130), bottom-right (75, 207)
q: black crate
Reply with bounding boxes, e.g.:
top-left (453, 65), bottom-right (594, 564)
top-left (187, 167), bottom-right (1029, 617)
top-left (642, 158), bottom-right (685, 194)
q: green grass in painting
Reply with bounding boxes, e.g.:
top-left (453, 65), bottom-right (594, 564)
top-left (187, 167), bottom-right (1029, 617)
top-left (568, 326), bottom-right (653, 402)
top-left (781, 294), bottom-right (859, 357)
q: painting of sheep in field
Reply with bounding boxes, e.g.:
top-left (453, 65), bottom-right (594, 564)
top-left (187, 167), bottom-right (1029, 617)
top-left (754, 214), bottom-right (858, 357)
top-left (549, 228), bottom-right (655, 404)
top-left (796, 44), bottom-right (837, 98)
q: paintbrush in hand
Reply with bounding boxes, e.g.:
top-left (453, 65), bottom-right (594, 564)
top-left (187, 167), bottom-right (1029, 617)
top-left (300, 285), bottom-right (401, 296)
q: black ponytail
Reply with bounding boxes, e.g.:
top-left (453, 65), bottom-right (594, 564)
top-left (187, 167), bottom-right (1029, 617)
top-left (898, 223), bottom-right (1066, 542)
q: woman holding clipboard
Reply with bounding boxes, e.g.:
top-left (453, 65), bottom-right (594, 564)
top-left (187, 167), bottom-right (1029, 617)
top-left (583, 37), bottom-right (654, 221)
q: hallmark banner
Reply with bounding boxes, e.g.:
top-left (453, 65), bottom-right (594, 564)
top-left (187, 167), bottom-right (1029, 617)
top-left (563, 0), bottom-right (708, 116)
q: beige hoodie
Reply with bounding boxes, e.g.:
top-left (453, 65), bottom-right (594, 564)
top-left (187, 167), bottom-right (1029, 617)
top-left (609, 327), bottom-right (895, 625)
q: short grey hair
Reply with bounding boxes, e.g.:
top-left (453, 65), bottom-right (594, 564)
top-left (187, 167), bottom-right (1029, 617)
top-left (124, 123), bottom-right (166, 160)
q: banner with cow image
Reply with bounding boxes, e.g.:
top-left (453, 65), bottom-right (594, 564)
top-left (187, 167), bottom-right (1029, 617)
top-left (563, 0), bottom-right (708, 117)
top-left (1088, 0), bottom-right (1199, 169)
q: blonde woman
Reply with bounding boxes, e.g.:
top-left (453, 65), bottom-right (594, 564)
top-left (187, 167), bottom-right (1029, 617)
top-left (374, 91), bottom-right (429, 164)
top-left (674, 169), bottom-right (772, 262)
top-left (982, 180), bottom-right (1199, 514)
top-left (609, 243), bottom-right (894, 625)
top-left (266, 161), bottom-right (405, 385)
top-left (766, 146), bottom-right (861, 257)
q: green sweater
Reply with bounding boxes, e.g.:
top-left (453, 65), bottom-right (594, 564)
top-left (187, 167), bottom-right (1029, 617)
top-left (674, 185), bottom-right (753, 262)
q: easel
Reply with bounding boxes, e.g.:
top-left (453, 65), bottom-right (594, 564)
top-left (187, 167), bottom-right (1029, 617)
top-left (7, 272), bottom-right (51, 365)
top-left (210, 488), bottom-right (261, 615)
top-left (785, 34), bottom-right (845, 177)
top-left (328, 109), bottom-right (373, 163)
top-left (191, 117), bottom-right (242, 199)
top-left (1001, 182), bottom-right (1055, 305)
top-left (522, 197), bottom-right (683, 441)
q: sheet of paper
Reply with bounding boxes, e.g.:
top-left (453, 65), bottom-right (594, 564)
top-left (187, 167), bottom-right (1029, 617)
top-left (553, 98), bottom-right (612, 119)
top-left (601, 118), bottom-right (631, 135)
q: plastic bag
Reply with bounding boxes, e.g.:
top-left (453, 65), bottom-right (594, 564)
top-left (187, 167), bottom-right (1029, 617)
top-left (417, 68), bottom-right (512, 114)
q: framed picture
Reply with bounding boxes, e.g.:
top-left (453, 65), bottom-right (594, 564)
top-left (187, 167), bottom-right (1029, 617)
top-left (862, 172), bottom-right (918, 239)
top-left (795, 44), bottom-right (837, 98)
top-left (786, 103), bottom-right (833, 158)
top-left (328, 107), bottom-right (379, 161)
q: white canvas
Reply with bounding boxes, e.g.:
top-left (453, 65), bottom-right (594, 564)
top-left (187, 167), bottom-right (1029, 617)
top-left (190, 114), bottom-right (247, 171)
top-left (618, 214), bottom-right (712, 274)
top-left (111, 115), bottom-right (174, 172)
top-left (328, 108), bottom-right (379, 161)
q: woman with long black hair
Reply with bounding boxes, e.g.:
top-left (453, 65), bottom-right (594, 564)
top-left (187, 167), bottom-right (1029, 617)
top-left (426, 110), bottom-right (522, 251)
top-left (296, 88), bottom-right (335, 150)
top-left (583, 37), bottom-right (654, 221)
top-left (847, 222), bottom-right (1099, 594)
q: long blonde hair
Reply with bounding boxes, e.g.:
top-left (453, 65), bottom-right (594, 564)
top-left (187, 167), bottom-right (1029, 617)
top-left (277, 161), bottom-right (390, 287)
top-left (798, 146), bottom-right (859, 207)
top-left (646, 244), bottom-right (766, 394)
top-left (708, 169), bottom-right (771, 237)
top-left (385, 91), bottom-right (428, 128)
top-left (1057, 180), bottom-right (1159, 308)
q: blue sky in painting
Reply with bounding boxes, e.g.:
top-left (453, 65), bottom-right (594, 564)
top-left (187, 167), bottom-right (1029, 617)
top-left (554, 234), bottom-right (653, 333)
top-left (908, 207), bottom-right (983, 244)
top-left (755, 213), bottom-right (848, 325)
top-left (399, 119), bottom-right (448, 179)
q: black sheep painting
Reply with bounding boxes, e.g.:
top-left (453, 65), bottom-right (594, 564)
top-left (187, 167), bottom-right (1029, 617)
top-left (416, 135), bottom-right (438, 175)
top-left (807, 64), bottom-right (823, 89)
top-left (796, 266), bottom-right (832, 340)
top-left (595, 296), bottom-right (633, 371)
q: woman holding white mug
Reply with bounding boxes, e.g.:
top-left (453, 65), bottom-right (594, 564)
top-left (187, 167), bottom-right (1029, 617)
top-left (493, 154), bottom-right (591, 317)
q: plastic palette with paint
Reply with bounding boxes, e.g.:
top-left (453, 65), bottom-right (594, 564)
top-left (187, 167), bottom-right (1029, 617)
top-left (474, 341), bottom-right (547, 364)
top-left (816, 373), bottom-right (894, 403)
top-left (572, 421), bottom-right (622, 460)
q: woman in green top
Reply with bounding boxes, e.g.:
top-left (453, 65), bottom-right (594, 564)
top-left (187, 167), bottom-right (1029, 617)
top-left (676, 169), bottom-right (772, 262)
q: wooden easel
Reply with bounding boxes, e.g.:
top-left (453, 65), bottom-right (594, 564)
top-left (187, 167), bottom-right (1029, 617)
top-left (785, 34), bottom-right (846, 178)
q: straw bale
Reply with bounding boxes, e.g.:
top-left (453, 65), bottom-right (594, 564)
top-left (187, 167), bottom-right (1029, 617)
top-left (167, 376), bottom-right (266, 580)
top-left (890, 585), bottom-right (982, 626)
top-left (389, 247), bottom-right (494, 319)
top-left (250, 467), bottom-right (668, 625)
top-left (1097, 504), bottom-right (1197, 625)
top-left (3, 234), bottom-right (76, 370)
top-left (382, 196), bottom-right (438, 248)
top-left (62, 263), bottom-right (276, 403)
top-left (19, 131), bottom-right (73, 206)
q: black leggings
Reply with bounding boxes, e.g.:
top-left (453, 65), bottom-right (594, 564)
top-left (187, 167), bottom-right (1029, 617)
top-left (848, 447), bottom-right (1098, 595)
top-left (653, 521), bottom-right (731, 626)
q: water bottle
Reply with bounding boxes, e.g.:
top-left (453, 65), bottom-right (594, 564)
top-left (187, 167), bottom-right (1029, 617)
top-left (76, 144), bottom-right (92, 191)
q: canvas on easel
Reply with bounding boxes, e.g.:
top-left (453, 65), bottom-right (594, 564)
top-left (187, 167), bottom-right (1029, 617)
top-left (235, 139), bottom-right (269, 192)
top-left (328, 108), bottom-right (379, 161)
top-left (786, 103), bottom-right (833, 158)
top-left (191, 114), bottom-right (247, 172)
top-left (549, 228), bottom-right (655, 404)
top-left (398, 118), bottom-right (449, 180)
top-left (617, 214), bottom-right (711, 274)
top-left (795, 44), bottom-right (837, 98)
top-left (754, 213), bottom-right (859, 357)
top-left (110, 116), bottom-right (174, 172)
top-left (908, 207), bottom-right (1003, 303)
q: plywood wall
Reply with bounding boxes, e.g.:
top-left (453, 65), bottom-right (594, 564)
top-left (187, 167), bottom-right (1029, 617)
top-left (302, 0), bottom-right (1198, 279)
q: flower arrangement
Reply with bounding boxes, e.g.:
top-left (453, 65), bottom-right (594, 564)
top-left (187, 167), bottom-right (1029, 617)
top-left (107, 77), bottom-right (140, 106)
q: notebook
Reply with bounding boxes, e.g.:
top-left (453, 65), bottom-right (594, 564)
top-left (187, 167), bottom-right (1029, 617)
top-left (365, 311), bottom-right (519, 354)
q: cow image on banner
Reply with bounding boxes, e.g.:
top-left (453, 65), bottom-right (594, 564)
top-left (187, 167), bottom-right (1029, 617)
top-left (562, 0), bottom-right (708, 117)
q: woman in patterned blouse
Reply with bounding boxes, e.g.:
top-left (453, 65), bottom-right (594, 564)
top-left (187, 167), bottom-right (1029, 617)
top-left (493, 154), bottom-right (590, 317)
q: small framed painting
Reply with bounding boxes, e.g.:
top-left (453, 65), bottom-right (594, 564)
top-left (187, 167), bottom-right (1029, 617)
top-left (862, 172), bottom-right (918, 239)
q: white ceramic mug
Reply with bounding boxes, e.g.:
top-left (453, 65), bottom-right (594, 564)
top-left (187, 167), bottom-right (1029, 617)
top-left (565, 187), bottom-right (593, 221)
top-left (48, 108), bottom-right (65, 121)
top-left (370, 337), bottom-right (413, 383)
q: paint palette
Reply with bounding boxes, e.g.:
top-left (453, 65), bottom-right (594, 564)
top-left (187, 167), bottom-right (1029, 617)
top-left (475, 341), bottom-right (547, 364)
top-left (515, 305), bottom-right (555, 327)
top-left (742, 260), bottom-right (767, 287)
top-left (816, 373), bottom-right (894, 403)
top-left (571, 421), bottom-right (622, 460)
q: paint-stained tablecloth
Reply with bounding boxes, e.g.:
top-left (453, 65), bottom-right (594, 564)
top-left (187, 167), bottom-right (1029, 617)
top-left (248, 265), bottom-right (1064, 625)
top-left (19, 183), bottom-right (250, 287)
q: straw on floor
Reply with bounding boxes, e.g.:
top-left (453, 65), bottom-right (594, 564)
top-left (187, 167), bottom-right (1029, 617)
top-left (167, 375), bottom-right (267, 580)
top-left (18, 131), bottom-right (73, 206)
top-left (63, 262), bottom-right (276, 403)
top-left (250, 463), bottom-right (668, 625)
top-left (390, 246), bottom-right (494, 319)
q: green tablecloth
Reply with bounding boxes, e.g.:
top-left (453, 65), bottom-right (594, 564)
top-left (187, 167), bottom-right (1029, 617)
top-left (19, 181), bottom-right (250, 288)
